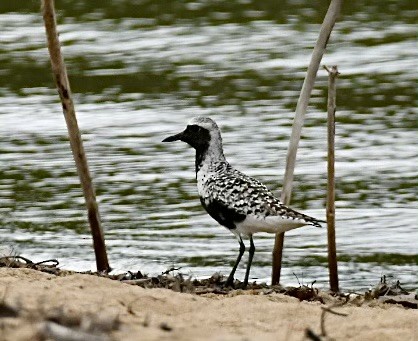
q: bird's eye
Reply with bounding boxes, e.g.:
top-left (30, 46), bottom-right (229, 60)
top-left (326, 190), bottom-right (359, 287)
top-left (188, 125), bottom-right (200, 133)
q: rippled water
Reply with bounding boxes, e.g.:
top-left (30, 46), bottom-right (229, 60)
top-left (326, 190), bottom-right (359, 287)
top-left (0, 1), bottom-right (417, 290)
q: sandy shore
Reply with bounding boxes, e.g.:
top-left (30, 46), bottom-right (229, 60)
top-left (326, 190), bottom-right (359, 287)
top-left (0, 267), bottom-right (416, 341)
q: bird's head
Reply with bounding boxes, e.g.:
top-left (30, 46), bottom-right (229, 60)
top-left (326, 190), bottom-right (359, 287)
top-left (162, 116), bottom-right (223, 153)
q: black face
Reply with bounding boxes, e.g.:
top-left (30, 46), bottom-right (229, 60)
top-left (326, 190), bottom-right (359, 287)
top-left (163, 124), bottom-right (210, 152)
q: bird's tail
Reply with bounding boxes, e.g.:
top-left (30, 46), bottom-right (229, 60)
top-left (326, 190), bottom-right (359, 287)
top-left (309, 217), bottom-right (326, 228)
top-left (286, 207), bottom-right (326, 228)
top-left (295, 211), bottom-right (325, 228)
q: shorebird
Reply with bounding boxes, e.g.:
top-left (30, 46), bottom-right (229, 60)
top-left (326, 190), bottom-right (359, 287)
top-left (163, 116), bottom-right (324, 287)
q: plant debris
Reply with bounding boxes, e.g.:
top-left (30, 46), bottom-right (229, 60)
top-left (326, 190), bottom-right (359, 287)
top-left (0, 256), bottom-right (61, 275)
top-left (364, 275), bottom-right (418, 309)
top-left (1, 256), bottom-right (416, 309)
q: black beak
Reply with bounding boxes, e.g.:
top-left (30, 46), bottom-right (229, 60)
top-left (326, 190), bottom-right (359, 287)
top-left (162, 131), bottom-right (184, 142)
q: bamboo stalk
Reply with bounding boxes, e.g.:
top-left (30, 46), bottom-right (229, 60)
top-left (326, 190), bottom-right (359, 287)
top-left (42, 0), bottom-right (110, 272)
top-left (324, 65), bottom-right (339, 292)
top-left (272, 0), bottom-right (343, 285)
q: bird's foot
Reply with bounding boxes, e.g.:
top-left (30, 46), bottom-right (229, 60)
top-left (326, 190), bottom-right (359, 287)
top-left (234, 281), bottom-right (248, 290)
top-left (223, 278), bottom-right (250, 290)
top-left (224, 276), bottom-right (235, 288)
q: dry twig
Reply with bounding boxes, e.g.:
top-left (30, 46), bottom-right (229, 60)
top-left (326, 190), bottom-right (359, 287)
top-left (41, 0), bottom-right (110, 273)
top-left (320, 302), bottom-right (348, 337)
top-left (272, 0), bottom-right (343, 285)
top-left (324, 64), bottom-right (340, 293)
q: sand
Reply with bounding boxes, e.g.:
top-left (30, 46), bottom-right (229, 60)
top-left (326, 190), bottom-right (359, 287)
top-left (0, 267), bottom-right (416, 341)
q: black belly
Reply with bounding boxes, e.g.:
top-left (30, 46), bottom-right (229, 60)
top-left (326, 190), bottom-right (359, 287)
top-left (200, 197), bottom-right (246, 230)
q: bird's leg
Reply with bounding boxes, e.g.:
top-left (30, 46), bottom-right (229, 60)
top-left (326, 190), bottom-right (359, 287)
top-left (243, 235), bottom-right (255, 287)
top-left (225, 236), bottom-right (245, 287)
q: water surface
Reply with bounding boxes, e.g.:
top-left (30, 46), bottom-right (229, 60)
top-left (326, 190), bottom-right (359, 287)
top-left (0, 1), bottom-right (417, 290)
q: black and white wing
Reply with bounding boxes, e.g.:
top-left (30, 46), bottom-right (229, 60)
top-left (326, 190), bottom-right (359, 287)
top-left (199, 166), bottom-right (323, 230)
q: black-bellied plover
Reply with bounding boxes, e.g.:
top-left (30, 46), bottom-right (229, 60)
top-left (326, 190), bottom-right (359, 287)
top-left (163, 116), bottom-right (324, 287)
